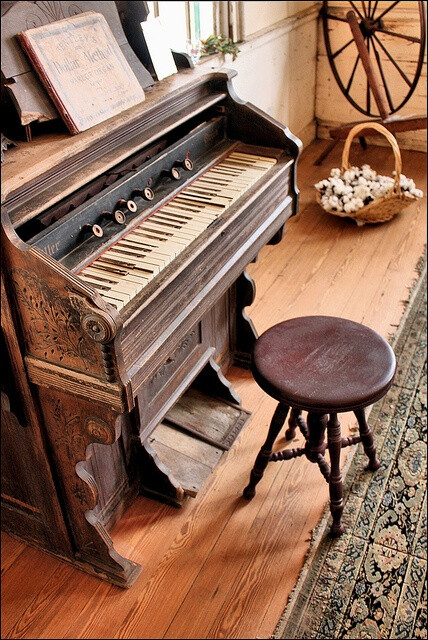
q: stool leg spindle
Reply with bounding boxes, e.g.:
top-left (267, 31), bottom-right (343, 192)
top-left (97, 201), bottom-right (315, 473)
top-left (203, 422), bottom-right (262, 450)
top-left (306, 413), bottom-right (330, 482)
top-left (243, 403), bottom-right (290, 500)
top-left (285, 408), bottom-right (309, 440)
top-left (327, 413), bottom-right (345, 536)
top-left (354, 408), bottom-right (381, 471)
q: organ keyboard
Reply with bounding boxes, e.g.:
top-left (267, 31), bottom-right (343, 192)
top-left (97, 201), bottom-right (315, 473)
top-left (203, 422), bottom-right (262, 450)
top-left (77, 151), bottom-right (277, 310)
top-left (2, 65), bottom-right (301, 587)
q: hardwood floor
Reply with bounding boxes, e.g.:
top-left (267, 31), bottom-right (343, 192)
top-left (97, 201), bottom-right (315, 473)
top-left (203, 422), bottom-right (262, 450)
top-left (1, 138), bottom-right (426, 639)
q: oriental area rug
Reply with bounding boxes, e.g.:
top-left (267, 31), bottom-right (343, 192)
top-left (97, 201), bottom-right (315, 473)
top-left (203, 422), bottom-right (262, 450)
top-left (273, 259), bottom-right (427, 640)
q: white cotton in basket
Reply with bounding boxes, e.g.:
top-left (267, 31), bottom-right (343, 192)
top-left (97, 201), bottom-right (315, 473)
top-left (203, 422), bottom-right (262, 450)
top-left (315, 165), bottom-right (423, 214)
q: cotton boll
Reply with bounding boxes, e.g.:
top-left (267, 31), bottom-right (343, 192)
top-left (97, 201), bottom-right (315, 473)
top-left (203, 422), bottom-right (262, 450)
top-left (378, 183), bottom-right (393, 196)
top-left (361, 165), bottom-right (376, 180)
top-left (354, 185), bottom-right (370, 200)
top-left (332, 179), bottom-right (346, 195)
top-left (400, 176), bottom-right (415, 191)
top-left (343, 170), bottom-right (355, 182)
top-left (315, 179), bottom-right (330, 190)
top-left (321, 195), bottom-right (332, 211)
top-left (371, 186), bottom-right (382, 199)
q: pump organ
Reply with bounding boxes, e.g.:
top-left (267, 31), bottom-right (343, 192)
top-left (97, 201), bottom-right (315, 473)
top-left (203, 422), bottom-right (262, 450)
top-left (1, 36), bottom-right (301, 586)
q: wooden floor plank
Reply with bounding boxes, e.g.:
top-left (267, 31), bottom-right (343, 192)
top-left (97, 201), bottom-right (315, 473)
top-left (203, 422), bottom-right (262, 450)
top-left (1, 138), bottom-right (426, 639)
top-left (1, 546), bottom-right (63, 638)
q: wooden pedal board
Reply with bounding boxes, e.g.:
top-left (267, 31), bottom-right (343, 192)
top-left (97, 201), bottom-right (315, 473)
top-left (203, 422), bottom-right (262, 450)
top-left (139, 388), bottom-right (251, 505)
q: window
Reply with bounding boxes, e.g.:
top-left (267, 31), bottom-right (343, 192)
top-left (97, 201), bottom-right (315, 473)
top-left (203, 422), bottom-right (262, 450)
top-left (146, 2), bottom-right (241, 53)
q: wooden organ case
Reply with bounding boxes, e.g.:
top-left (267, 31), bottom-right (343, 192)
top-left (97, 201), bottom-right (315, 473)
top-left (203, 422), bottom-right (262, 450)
top-left (1, 56), bottom-right (301, 584)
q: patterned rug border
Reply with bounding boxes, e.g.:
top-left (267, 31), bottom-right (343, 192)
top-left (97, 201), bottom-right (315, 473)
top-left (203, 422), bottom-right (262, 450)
top-left (273, 251), bottom-right (427, 640)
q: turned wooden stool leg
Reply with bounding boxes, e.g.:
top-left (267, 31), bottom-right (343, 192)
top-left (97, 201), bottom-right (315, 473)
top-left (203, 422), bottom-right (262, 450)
top-left (243, 403), bottom-right (290, 499)
top-left (306, 413), bottom-right (330, 481)
top-left (354, 407), bottom-right (381, 471)
top-left (285, 408), bottom-right (309, 441)
top-left (327, 412), bottom-right (344, 536)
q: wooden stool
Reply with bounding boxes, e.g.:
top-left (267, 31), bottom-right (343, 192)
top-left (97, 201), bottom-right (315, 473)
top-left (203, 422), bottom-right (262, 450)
top-left (243, 316), bottom-right (396, 536)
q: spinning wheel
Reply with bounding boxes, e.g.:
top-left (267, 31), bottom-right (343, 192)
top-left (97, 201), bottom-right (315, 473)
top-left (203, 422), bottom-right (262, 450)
top-left (322, 1), bottom-right (426, 117)
top-left (317, 1), bottom-right (427, 163)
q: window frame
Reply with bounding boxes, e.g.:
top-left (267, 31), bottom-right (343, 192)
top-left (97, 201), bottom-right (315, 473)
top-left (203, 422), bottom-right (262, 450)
top-left (148, 2), bottom-right (243, 43)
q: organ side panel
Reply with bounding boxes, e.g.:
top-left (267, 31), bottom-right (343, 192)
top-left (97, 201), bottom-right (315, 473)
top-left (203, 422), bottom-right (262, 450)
top-left (1, 275), bottom-right (71, 556)
top-left (1, 218), bottom-right (142, 586)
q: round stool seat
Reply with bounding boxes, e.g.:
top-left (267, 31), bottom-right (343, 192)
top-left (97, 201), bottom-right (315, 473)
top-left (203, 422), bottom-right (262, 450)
top-left (252, 316), bottom-right (396, 413)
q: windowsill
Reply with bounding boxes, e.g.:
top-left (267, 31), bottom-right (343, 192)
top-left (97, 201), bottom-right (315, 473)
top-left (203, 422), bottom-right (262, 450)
top-left (193, 2), bottom-right (320, 68)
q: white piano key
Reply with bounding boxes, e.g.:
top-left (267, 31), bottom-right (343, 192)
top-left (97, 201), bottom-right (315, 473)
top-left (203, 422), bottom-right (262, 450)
top-left (178, 191), bottom-right (231, 208)
top-left (127, 231), bottom-right (184, 256)
top-left (206, 169), bottom-right (254, 184)
top-left (107, 251), bottom-right (166, 274)
top-left (111, 243), bottom-right (167, 267)
top-left (230, 151), bottom-right (277, 166)
top-left (80, 268), bottom-right (140, 294)
top-left (165, 204), bottom-right (220, 221)
top-left (98, 252), bottom-right (160, 276)
top-left (115, 239), bottom-right (171, 264)
top-left (78, 274), bottom-right (132, 304)
top-left (161, 205), bottom-right (216, 224)
top-left (141, 220), bottom-right (197, 242)
top-left (87, 263), bottom-right (151, 286)
top-left (100, 296), bottom-right (124, 310)
top-left (174, 195), bottom-right (226, 212)
top-left (184, 184), bottom-right (239, 200)
top-left (151, 212), bottom-right (207, 233)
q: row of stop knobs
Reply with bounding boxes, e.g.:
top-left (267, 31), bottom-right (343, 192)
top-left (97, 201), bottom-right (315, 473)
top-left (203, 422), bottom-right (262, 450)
top-left (82, 156), bottom-right (193, 238)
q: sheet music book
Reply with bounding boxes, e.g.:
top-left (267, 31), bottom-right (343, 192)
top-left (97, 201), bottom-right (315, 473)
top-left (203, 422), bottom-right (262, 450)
top-left (17, 11), bottom-right (145, 135)
top-left (141, 18), bottom-right (178, 81)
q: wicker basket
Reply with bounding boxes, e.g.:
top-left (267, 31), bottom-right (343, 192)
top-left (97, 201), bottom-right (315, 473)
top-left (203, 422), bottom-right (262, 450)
top-left (317, 122), bottom-right (417, 226)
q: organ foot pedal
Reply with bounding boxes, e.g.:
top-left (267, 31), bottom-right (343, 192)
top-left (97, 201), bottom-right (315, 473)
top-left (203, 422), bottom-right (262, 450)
top-left (138, 387), bottom-right (250, 506)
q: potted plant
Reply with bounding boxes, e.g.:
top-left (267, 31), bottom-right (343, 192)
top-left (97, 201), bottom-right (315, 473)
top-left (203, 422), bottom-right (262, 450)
top-left (201, 34), bottom-right (240, 63)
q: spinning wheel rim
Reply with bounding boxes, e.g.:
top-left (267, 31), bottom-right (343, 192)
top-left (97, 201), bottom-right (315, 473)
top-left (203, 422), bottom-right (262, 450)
top-left (321, 1), bottom-right (426, 117)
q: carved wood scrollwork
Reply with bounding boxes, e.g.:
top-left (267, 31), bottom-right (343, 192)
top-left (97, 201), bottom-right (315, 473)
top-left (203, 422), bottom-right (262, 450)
top-left (81, 312), bottom-right (117, 343)
top-left (85, 417), bottom-right (116, 445)
top-left (68, 290), bottom-right (120, 381)
top-left (40, 389), bottom-right (141, 586)
top-left (11, 269), bottom-right (103, 373)
top-left (68, 290), bottom-right (118, 344)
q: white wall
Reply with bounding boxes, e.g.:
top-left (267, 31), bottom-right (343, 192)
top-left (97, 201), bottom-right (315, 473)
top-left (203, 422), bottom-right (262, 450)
top-left (199, 2), bottom-right (320, 148)
top-left (199, 1), bottom-right (426, 152)
top-left (242, 1), bottom-right (316, 36)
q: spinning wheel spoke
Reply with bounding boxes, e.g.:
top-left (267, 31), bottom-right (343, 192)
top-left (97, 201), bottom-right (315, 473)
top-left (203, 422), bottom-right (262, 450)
top-left (375, 28), bottom-right (421, 44)
top-left (346, 55), bottom-right (361, 93)
top-left (348, 1), bottom-right (365, 21)
top-left (370, 2), bottom-right (380, 20)
top-left (372, 42), bottom-right (395, 112)
top-left (375, 1), bottom-right (400, 22)
top-left (332, 38), bottom-right (355, 59)
top-left (366, 38), bottom-right (371, 113)
top-left (372, 34), bottom-right (413, 87)
top-left (322, 0), bottom-right (425, 117)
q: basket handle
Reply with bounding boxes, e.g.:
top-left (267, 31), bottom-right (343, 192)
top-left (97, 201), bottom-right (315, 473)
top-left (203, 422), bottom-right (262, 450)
top-left (341, 122), bottom-right (402, 194)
